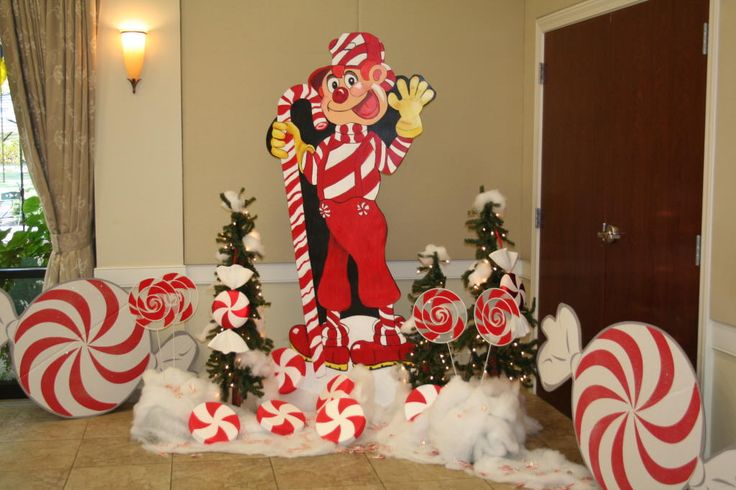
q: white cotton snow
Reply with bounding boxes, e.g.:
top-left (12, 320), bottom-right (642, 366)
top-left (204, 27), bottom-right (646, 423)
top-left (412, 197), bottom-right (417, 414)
top-left (418, 244), bottom-right (451, 266)
top-left (473, 188), bottom-right (507, 214)
top-left (131, 364), bottom-right (594, 489)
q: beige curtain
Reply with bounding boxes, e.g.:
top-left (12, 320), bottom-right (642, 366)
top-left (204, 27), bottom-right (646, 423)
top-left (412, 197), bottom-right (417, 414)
top-left (0, 0), bottom-right (96, 288)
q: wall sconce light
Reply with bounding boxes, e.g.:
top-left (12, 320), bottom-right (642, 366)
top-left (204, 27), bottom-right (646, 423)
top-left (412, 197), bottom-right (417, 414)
top-left (120, 30), bottom-right (147, 93)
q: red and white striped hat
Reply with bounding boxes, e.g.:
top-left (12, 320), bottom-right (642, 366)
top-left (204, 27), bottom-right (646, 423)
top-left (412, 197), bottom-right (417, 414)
top-left (309, 32), bottom-right (395, 92)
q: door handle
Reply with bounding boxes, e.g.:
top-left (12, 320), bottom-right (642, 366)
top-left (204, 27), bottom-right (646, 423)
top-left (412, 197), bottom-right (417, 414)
top-left (597, 223), bottom-right (623, 244)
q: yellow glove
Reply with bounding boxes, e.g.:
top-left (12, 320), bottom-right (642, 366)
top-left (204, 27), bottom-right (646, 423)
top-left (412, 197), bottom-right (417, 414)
top-left (387, 76), bottom-right (436, 139)
top-left (270, 121), bottom-right (314, 170)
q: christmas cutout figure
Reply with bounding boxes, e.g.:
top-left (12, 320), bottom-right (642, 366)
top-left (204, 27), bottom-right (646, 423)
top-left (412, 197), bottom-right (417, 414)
top-left (268, 32), bottom-right (436, 373)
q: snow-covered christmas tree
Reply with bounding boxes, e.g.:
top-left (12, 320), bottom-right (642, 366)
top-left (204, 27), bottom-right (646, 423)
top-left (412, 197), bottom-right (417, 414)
top-left (205, 189), bottom-right (274, 404)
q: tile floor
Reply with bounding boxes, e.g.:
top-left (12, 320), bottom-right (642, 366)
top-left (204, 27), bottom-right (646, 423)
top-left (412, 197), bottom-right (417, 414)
top-left (0, 393), bottom-right (583, 489)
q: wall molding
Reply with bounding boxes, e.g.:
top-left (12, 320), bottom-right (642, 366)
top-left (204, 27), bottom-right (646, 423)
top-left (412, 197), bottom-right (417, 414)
top-left (94, 259), bottom-right (531, 287)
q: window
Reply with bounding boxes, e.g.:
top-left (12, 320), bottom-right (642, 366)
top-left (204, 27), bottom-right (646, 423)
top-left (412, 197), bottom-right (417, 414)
top-left (0, 46), bottom-right (50, 396)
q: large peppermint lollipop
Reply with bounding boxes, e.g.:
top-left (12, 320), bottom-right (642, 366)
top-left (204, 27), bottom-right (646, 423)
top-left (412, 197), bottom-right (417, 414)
top-left (412, 288), bottom-right (467, 344)
top-left (474, 288), bottom-right (521, 347)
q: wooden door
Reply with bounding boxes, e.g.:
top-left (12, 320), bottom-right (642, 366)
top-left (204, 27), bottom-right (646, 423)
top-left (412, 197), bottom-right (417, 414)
top-left (538, 0), bottom-right (708, 416)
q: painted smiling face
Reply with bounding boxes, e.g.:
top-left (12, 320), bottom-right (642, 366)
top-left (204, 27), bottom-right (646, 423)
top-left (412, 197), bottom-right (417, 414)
top-left (320, 64), bottom-right (389, 126)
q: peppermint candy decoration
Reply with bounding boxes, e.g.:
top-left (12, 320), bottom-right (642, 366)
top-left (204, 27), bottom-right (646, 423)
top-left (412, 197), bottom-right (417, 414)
top-left (272, 347), bottom-right (306, 394)
top-left (212, 290), bottom-right (250, 329)
top-left (319, 203), bottom-right (331, 219)
top-left (257, 400), bottom-right (306, 436)
top-left (405, 384), bottom-right (442, 422)
top-left (189, 402), bottom-right (241, 444)
top-left (316, 374), bottom-right (356, 411)
top-left (412, 288), bottom-right (467, 344)
top-left (316, 396), bottom-right (366, 445)
top-left (499, 272), bottom-right (526, 309)
top-left (356, 201), bottom-right (370, 216)
top-left (128, 277), bottom-right (178, 330)
top-left (474, 288), bottom-right (520, 346)
top-left (161, 273), bottom-right (198, 323)
top-left (573, 324), bottom-right (703, 489)
top-left (12, 279), bottom-right (151, 418)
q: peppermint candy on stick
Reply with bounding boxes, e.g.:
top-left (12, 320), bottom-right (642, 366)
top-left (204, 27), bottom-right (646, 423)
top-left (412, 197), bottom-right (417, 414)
top-left (412, 288), bottom-right (467, 344)
top-left (474, 288), bottom-right (521, 347)
top-left (128, 277), bottom-right (178, 330)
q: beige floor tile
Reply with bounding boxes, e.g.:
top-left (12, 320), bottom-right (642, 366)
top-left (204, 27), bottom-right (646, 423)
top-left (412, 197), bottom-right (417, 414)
top-left (0, 468), bottom-right (70, 489)
top-left (384, 479), bottom-right (490, 489)
top-left (172, 458), bottom-right (276, 489)
top-left (65, 463), bottom-right (171, 490)
top-left (271, 453), bottom-right (381, 489)
top-left (369, 457), bottom-right (474, 483)
top-left (173, 451), bottom-right (267, 463)
top-left (84, 408), bottom-right (133, 439)
top-left (74, 436), bottom-right (172, 467)
top-left (486, 482), bottom-right (525, 490)
top-left (0, 439), bottom-right (81, 470)
top-left (0, 413), bottom-right (88, 441)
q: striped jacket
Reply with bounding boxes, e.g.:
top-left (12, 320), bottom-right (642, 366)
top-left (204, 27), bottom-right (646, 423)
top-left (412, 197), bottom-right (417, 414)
top-left (302, 124), bottom-right (413, 202)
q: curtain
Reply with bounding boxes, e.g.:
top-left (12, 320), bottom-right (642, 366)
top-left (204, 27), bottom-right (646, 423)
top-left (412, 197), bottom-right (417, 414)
top-left (0, 0), bottom-right (96, 288)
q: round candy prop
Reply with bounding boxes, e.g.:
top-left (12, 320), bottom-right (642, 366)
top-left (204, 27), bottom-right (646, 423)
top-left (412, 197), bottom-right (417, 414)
top-left (272, 347), bottom-right (307, 394)
top-left (499, 272), bottom-right (526, 309)
top-left (572, 324), bottom-right (703, 489)
top-left (212, 290), bottom-right (250, 329)
top-left (316, 396), bottom-right (366, 445)
top-left (128, 277), bottom-right (178, 330)
top-left (188, 402), bottom-right (241, 444)
top-left (412, 288), bottom-right (467, 344)
top-left (474, 288), bottom-right (520, 346)
top-left (405, 384), bottom-right (442, 422)
top-left (161, 272), bottom-right (198, 323)
top-left (11, 279), bottom-right (151, 418)
top-left (316, 374), bottom-right (356, 411)
top-left (257, 400), bottom-right (306, 436)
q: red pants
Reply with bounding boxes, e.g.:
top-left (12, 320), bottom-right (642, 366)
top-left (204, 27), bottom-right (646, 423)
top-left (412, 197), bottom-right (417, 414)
top-left (317, 197), bottom-right (400, 311)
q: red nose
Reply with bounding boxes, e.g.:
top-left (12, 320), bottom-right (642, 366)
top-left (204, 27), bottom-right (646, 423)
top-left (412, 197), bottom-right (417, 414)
top-left (332, 87), bottom-right (349, 103)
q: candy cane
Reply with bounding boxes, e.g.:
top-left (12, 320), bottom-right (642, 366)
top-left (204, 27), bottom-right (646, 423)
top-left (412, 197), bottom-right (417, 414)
top-left (276, 84), bottom-right (327, 375)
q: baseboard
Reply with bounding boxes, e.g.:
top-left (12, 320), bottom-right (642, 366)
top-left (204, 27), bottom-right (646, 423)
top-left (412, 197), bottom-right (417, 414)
top-left (94, 259), bottom-right (530, 287)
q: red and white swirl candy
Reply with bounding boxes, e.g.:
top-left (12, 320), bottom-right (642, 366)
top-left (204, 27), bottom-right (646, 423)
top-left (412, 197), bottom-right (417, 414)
top-left (499, 272), bottom-right (526, 309)
top-left (161, 272), bottom-right (198, 323)
top-left (474, 288), bottom-right (520, 346)
top-left (272, 347), bottom-right (307, 394)
top-left (316, 374), bottom-right (356, 411)
top-left (573, 324), bottom-right (703, 489)
top-left (405, 384), bottom-right (442, 422)
top-left (212, 290), bottom-right (250, 329)
top-left (315, 396), bottom-right (366, 445)
top-left (412, 288), bottom-right (467, 344)
top-left (257, 400), bottom-right (306, 436)
top-left (12, 279), bottom-right (151, 418)
top-left (188, 401), bottom-right (241, 444)
top-left (128, 277), bottom-right (178, 330)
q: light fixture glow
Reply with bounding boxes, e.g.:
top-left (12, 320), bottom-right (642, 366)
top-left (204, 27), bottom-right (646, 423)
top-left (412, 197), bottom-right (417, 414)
top-left (120, 30), bottom-right (147, 93)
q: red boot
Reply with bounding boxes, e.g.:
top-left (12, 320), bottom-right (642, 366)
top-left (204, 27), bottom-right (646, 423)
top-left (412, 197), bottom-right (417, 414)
top-left (288, 322), bottom-right (350, 371)
top-left (349, 318), bottom-right (414, 369)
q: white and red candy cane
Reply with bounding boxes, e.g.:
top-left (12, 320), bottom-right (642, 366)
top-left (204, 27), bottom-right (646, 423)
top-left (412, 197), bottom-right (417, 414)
top-left (316, 396), bottom-right (366, 445)
top-left (272, 347), bottom-right (307, 394)
top-left (276, 84), bottom-right (328, 376)
top-left (188, 402), bottom-right (241, 444)
top-left (257, 400), bottom-right (307, 436)
top-left (474, 288), bottom-right (520, 347)
top-left (212, 290), bottom-right (250, 329)
top-left (573, 324), bottom-right (703, 489)
top-left (12, 279), bottom-right (151, 418)
top-left (405, 384), bottom-right (442, 422)
top-left (412, 288), bottom-right (467, 344)
top-left (316, 374), bottom-right (356, 411)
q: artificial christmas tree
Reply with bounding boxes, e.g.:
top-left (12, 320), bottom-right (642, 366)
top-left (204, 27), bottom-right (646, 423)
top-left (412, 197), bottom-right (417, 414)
top-left (205, 189), bottom-right (274, 403)
top-left (460, 187), bottom-right (538, 387)
top-left (403, 245), bottom-right (454, 386)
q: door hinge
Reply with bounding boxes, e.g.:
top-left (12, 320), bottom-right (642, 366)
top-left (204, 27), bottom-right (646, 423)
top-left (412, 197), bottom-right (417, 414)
top-left (695, 234), bottom-right (702, 267)
top-left (535, 208), bottom-right (542, 229)
top-left (538, 62), bottom-right (545, 85)
top-left (703, 23), bottom-right (709, 55)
